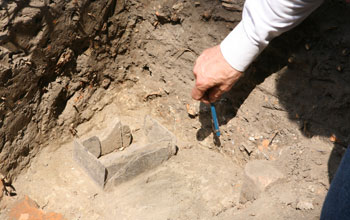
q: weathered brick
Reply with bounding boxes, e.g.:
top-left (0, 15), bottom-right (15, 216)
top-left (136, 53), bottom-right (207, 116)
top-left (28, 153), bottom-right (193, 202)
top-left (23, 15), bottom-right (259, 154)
top-left (8, 195), bottom-right (65, 220)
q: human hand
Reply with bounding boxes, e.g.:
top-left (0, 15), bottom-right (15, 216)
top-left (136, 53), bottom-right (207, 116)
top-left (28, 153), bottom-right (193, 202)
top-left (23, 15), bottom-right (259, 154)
top-left (191, 45), bottom-right (243, 104)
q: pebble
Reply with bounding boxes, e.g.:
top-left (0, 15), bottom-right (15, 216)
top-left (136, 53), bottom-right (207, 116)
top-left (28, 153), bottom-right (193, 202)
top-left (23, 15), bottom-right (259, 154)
top-left (102, 78), bottom-right (111, 89)
top-left (202, 10), bottom-right (211, 20)
top-left (172, 2), bottom-right (184, 11)
top-left (342, 48), bottom-right (349, 56)
top-left (336, 65), bottom-right (343, 72)
top-left (296, 201), bottom-right (314, 210)
top-left (305, 43), bottom-right (311, 50)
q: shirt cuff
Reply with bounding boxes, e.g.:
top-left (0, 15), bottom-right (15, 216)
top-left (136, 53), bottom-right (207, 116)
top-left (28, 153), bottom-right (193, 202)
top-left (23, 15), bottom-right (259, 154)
top-left (220, 22), bottom-right (261, 72)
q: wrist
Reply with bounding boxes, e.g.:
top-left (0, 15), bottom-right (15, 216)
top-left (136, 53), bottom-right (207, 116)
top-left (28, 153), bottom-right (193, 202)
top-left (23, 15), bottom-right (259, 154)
top-left (220, 22), bottom-right (260, 72)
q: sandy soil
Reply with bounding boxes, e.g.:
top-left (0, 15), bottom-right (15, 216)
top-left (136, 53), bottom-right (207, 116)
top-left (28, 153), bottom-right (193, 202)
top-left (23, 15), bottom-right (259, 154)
top-left (1, 0), bottom-right (350, 219)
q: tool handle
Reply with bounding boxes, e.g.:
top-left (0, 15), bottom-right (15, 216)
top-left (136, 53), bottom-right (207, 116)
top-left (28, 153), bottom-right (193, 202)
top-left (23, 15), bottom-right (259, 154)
top-left (210, 103), bottom-right (220, 137)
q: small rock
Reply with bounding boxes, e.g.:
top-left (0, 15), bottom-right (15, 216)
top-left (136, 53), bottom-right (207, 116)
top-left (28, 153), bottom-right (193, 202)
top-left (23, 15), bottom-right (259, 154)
top-left (186, 102), bottom-right (200, 118)
top-left (56, 48), bottom-right (74, 68)
top-left (296, 201), bottom-right (314, 210)
top-left (73, 140), bottom-right (106, 188)
top-left (172, 2), bottom-right (184, 11)
top-left (305, 43), bottom-right (311, 51)
top-left (240, 160), bottom-right (284, 204)
top-left (82, 136), bottom-right (101, 158)
top-left (336, 65), bottom-right (343, 72)
top-left (102, 78), bottom-right (111, 89)
top-left (248, 136), bottom-right (255, 141)
top-left (170, 13), bottom-right (180, 23)
top-left (194, 2), bottom-right (200, 7)
top-left (221, 2), bottom-right (242, 11)
top-left (202, 10), bottom-right (212, 20)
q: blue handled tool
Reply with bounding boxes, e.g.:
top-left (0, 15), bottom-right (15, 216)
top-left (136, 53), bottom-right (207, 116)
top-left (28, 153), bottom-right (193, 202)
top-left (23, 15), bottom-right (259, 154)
top-left (210, 103), bottom-right (220, 137)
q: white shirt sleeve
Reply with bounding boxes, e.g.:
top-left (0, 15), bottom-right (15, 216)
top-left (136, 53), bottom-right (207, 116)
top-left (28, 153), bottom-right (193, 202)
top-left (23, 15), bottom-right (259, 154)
top-left (220, 0), bottom-right (323, 72)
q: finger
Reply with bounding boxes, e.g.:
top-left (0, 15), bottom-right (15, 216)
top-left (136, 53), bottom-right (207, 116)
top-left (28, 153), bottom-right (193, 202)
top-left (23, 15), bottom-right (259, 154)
top-left (208, 86), bottom-right (224, 103)
top-left (192, 66), bottom-right (198, 79)
top-left (200, 97), bottom-right (210, 105)
top-left (191, 86), bottom-right (205, 100)
top-left (200, 92), bottom-right (210, 104)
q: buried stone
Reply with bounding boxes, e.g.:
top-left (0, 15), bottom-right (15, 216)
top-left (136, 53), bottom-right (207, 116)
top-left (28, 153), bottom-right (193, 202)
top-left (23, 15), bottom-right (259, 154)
top-left (240, 160), bottom-right (284, 204)
top-left (82, 136), bottom-right (101, 158)
top-left (103, 116), bottom-right (177, 188)
top-left (74, 116), bottom-right (177, 189)
top-left (99, 119), bottom-right (132, 156)
top-left (104, 140), bottom-right (177, 189)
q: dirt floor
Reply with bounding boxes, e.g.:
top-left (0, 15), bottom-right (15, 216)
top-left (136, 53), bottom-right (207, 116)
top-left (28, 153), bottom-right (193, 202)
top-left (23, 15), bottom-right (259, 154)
top-left (1, 0), bottom-right (350, 219)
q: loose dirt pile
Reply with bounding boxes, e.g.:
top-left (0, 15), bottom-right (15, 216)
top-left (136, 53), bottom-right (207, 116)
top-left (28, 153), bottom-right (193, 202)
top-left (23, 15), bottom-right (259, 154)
top-left (0, 0), bottom-right (350, 219)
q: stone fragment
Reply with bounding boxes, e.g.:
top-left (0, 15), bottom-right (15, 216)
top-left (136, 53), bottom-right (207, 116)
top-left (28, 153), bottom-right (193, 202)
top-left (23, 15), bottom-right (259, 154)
top-left (172, 2), bottom-right (184, 11)
top-left (99, 119), bottom-right (123, 155)
top-left (0, 179), bottom-right (3, 200)
top-left (202, 10), bottom-right (212, 20)
top-left (144, 115), bottom-right (176, 143)
top-left (240, 160), bottom-right (284, 204)
top-left (296, 200), bottom-right (314, 210)
top-left (73, 140), bottom-right (106, 188)
top-left (9, 195), bottom-right (66, 220)
top-left (121, 125), bottom-right (132, 148)
top-left (186, 102), bottom-right (200, 118)
top-left (82, 136), bottom-right (101, 158)
top-left (101, 78), bottom-right (111, 89)
top-left (105, 141), bottom-right (177, 188)
top-left (221, 2), bottom-right (242, 11)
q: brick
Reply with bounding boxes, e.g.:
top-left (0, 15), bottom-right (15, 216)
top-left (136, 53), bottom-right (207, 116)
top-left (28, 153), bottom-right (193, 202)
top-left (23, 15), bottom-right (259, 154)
top-left (240, 160), bottom-right (284, 204)
top-left (82, 136), bottom-right (101, 158)
top-left (73, 140), bottom-right (106, 188)
top-left (8, 196), bottom-right (65, 220)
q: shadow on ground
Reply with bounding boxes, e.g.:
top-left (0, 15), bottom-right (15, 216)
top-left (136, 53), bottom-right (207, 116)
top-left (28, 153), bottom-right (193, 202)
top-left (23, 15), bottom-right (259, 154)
top-left (197, 0), bottom-right (350, 183)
